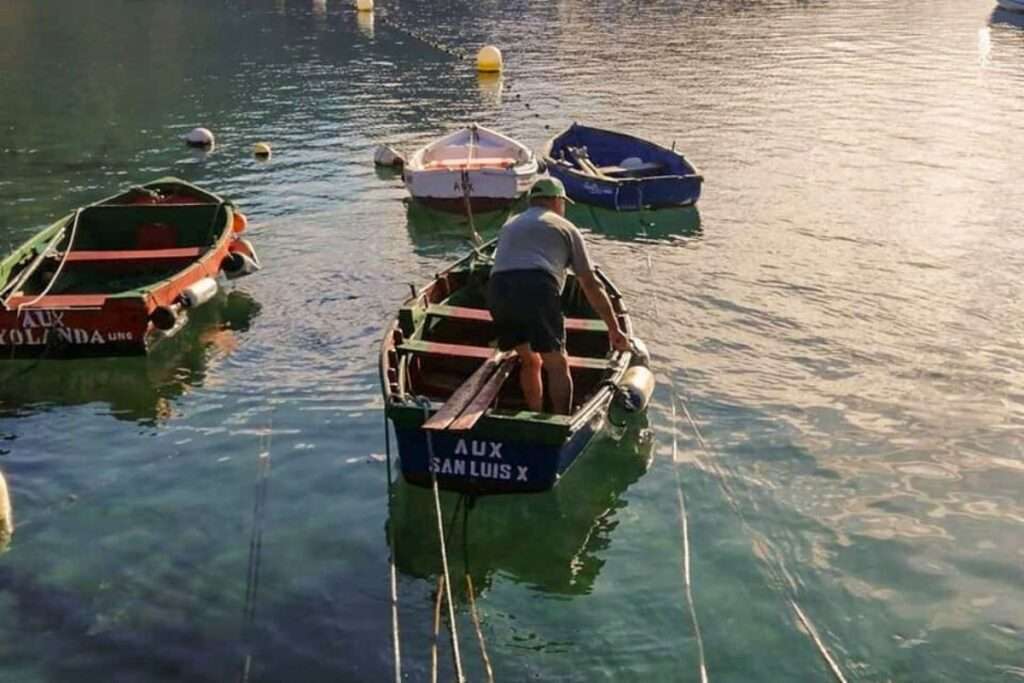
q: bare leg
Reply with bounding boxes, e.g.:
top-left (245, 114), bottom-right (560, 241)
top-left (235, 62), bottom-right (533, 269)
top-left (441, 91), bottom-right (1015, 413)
top-left (515, 344), bottom-right (543, 412)
top-left (540, 350), bottom-right (573, 415)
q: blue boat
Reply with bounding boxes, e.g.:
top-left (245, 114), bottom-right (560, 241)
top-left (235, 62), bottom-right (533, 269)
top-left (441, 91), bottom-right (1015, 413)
top-left (379, 240), bottom-right (651, 495)
top-left (540, 123), bottom-right (703, 210)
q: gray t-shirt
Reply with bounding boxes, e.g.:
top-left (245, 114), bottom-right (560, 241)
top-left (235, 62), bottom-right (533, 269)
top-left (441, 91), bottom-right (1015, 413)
top-left (491, 206), bottom-right (593, 291)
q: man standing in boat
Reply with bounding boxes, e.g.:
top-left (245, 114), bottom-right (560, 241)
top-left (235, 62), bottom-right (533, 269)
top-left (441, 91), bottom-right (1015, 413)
top-left (488, 177), bottom-right (630, 414)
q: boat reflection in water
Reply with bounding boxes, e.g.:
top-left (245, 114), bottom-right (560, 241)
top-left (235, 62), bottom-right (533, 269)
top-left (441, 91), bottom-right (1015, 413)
top-left (477, 73), bottom-right (504, 106)
top-left (404, 198), bottom-right (520, 251)
top-left (388, 417), bottom-right (653, 597)
top-left (567, 204), bottom-right (701, 243)
top-left (0, 290), bottom-right (260, 423)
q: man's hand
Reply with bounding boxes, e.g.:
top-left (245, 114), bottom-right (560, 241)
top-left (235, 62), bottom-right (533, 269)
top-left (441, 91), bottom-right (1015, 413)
top-left (609, 327), bottom-right (630, 352)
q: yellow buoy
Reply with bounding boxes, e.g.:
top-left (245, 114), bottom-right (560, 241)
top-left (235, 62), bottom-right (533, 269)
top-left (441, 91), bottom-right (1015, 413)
top-left (356, 0), bottom-right (373, 11)
top-left (477, 45), bottom-right (503, 73)
top-left (253, 142), bottom-right (272, 158)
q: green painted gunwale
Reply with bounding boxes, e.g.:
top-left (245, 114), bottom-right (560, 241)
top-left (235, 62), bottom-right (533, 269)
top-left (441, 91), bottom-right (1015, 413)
top-left (381, 239), bottom-right (633, 444)
top-left (0, 177), bottom-right (233, 301)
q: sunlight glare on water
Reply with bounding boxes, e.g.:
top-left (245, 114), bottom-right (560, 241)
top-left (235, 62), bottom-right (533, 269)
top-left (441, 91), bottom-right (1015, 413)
top-left (0, 0), bottom-right (1022, 681)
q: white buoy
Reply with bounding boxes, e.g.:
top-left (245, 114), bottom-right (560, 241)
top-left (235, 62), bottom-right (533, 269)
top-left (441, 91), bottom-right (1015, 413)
top-left (373, 144), bottom-right (405, 168)
top-left (253, 142), bottom-right (272, 158)
top-left (184, 127), bottom-right (215, 148)
top-left (0, 469), bottom-right (12, 553)
top-left (356, 0), bottom-right (374, 11)
top-left (477, 45), bottom-right (503, 73)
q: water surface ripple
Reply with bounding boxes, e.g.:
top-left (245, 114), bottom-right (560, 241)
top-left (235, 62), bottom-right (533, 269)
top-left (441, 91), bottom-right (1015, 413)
top-left (1, 0), bottom-right (1022, 681)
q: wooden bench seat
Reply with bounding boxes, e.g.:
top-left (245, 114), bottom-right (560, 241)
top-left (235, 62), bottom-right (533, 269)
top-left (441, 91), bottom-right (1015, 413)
top-left (423, 157), bottom-right (517, 171)
top-left (427, 304), bottom-right (608, 332)
top-left (399, 339), bottom-right (609, 370)
top-left (64, 247), bottom-right (204, 263)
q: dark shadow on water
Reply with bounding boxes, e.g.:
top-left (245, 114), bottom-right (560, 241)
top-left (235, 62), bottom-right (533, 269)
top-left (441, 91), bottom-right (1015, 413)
top-left (373, 165), bottom-right (403, 183)
top-left (388, 417), bottom-right (654, 598)
top-left (0, 290), bottom-right (260, 424)
top-left (567, 204), bottom-right (701, 243)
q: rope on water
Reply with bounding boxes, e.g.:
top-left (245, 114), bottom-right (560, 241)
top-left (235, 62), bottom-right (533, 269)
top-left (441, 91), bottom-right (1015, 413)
top-left (239, 446), bottom-right (271, 683)
top-left (430, 575), bottom-right (445, 683)
top-left (646, 249), bottom-right (848, 683)
top-left (383, 412), bottom-right (403, 683)
top-left (461, 498), bottom-right (495, 683)
top-left (419, 399), bottom-right (466, 683)
top-left (374, 10), bottom-right (469, 61)
top-left (669, 387), bottom-right (709, 683)
top-left (790, 599), bottom-right (851, 683)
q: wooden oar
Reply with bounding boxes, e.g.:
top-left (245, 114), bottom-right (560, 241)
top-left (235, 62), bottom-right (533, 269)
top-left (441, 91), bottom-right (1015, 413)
top-left (446, 356), bottom-right (516, 431)
top-left (423, 350), bottom-right (512, 431)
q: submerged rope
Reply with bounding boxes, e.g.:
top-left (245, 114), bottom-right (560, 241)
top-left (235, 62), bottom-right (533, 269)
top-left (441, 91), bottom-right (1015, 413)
top-left (383, 412), bottom-right (403, 683)
top-left (461, 497), bottom-right (495, 683)
top-left (239, 448), bottom-right (271, 683)
top-left (645, 249), bottom-right (848, 683)
top-left (419, 399), bottom-right (466, 683)
top-left (430, 575), bottom-right (445, 683)
top-left (669, 387), bottom-right (709, 683)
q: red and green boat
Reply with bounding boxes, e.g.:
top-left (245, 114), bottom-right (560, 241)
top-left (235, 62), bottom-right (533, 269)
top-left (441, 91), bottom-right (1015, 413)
top-left (379, 241), bottom-right (651, 495)
top-left (0, 178), bottom-right (260, 358)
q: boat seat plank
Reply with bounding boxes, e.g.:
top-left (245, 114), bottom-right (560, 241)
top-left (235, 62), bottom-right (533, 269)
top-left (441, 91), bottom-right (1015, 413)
top-left (64, 247), bottom-right (204, 263)
top-left (424, 351), bottom-right (515, 431)
top-left (424, 157), bottom-right (517, 171)
top-left (427, 304), bottom-right (608, 332)
top-left (399, 339), bottom-right (608, 370)
top-left (597, 162), bottom-right (666, 176)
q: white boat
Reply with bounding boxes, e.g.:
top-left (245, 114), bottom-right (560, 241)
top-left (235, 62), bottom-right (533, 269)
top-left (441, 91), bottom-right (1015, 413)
top-left (997, 0), bottom-right (1024, 11)
top-left (403, 124), bottom-right (539, 213)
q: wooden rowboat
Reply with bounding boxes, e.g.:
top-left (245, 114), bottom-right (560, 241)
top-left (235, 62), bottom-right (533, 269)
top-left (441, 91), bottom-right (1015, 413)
top-left (0, 178), bottom-right (260, 358)
top-left (403, 124), bottom-right (539, 213)
top-left (380, 240), bottom-right (647, 495)
top-left (541, 123), bottom-right (703, 210)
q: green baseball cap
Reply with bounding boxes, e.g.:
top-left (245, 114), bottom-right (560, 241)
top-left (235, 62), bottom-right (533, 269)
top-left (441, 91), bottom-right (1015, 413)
top-left (529, 177), bottom-right (574, 203)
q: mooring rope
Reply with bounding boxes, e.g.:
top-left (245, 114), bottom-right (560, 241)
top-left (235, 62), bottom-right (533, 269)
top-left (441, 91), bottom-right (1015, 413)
top-left (430, 575), bottom-right (445, 683)
top-left (669, 387), bottom-right (709, 683)
top-left (239, 448), bottom-right (271, 683)
top-left (374, 9), bottom-right (469, 61)
top-left (645, 250), bottom-right (848, 683)
top-left (418, 399), bottom-right (466, 683)
top-left (383, 412), bottom-right (403, 683)
top-left (460, 169), bottom-right (483, 247)
top-left (461, 497), bottom-right (495, 683)
top-left (675, 391), bottom-right (848, 683)
top-left (15, 209), bottom-right (80, 315)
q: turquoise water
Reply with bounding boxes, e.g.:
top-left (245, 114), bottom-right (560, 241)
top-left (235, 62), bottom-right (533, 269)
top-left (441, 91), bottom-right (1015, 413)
top-left (1, 0), bottom-right (1023, 680)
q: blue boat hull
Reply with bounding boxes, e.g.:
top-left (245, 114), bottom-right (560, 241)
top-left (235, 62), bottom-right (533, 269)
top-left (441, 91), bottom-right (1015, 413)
top-left (395, 409), bottom-right (606, 495)
top-left (542, 123), bottom-right (703, 210)
top-left (551, 168), bottom-right (702, 210)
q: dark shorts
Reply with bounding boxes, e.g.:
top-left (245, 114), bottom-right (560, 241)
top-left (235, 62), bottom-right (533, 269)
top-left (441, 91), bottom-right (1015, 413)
top-left (487, 269), bottom-right (564, 353)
